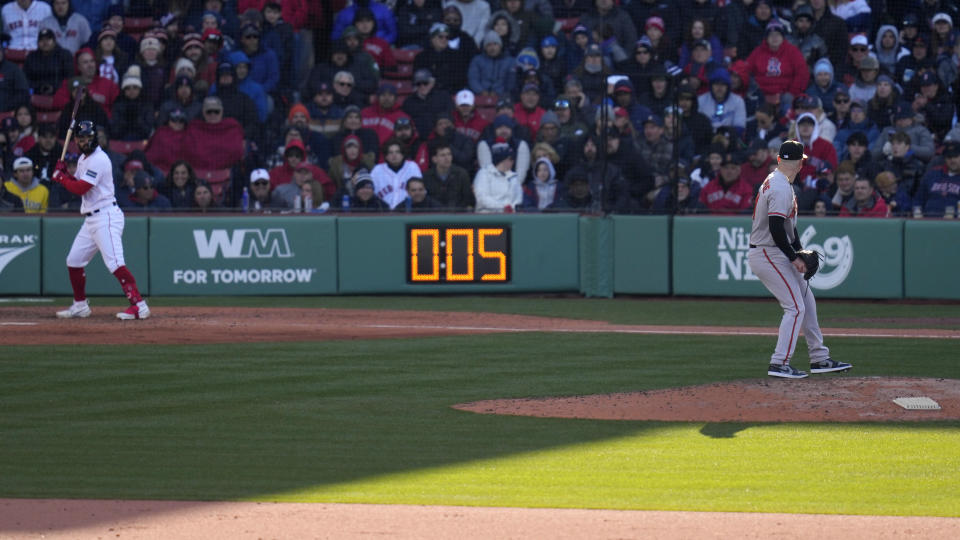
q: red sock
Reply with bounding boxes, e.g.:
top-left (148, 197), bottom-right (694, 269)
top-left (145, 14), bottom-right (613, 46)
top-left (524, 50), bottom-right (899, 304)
top-left (68, 266), bottom-right (86, 302)
top-left (113, 266), bottom-right (143, 304)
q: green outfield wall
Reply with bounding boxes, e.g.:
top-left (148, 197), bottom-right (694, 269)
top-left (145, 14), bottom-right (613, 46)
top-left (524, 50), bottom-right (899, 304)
top-left (0, 214), bottom-right (956, 299)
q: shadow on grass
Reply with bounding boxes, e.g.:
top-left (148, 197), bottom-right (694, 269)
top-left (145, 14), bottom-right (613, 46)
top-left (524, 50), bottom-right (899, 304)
top-left (1, 332), bottom-right (958, 532)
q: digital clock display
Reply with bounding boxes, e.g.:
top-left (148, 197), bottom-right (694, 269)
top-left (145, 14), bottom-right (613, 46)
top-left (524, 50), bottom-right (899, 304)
top-left (407, 225), bottom-right (511, 283)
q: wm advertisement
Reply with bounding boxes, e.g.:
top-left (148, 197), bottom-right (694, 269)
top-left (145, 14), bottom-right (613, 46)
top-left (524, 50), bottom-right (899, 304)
top-left (150, 217), bottom-right (338, 295)
top-left (672, 216), bottom-right (903, 299)
top-left (0, 217), bottom-right (41, 295)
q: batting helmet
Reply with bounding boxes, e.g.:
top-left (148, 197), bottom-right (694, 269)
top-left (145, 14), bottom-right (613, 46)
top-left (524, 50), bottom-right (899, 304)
top-left (75, 120), bottom-right (98, 153)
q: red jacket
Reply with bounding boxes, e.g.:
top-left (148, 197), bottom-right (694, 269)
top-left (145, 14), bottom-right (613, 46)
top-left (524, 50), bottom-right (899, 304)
top-left (182, 117), bottom-right (245, 171)
top-left (839, 193), bottom-right (889, 217)
top-left (364, 36), bottom-right (396, 71)
top-left (53, 76), bottom-right (119, 118)
top-left (745, 40), bottom-right (809, 98)
top-left (699, 177), bottom-right (755, 214)
top-left (361, 103), bottom-right (411, 145)
top-left (741, 156), bottom-right (773, 187)
top-left (513, 104), bottom-right (545, 141)
top-left (798, 137), bottom-right (838, 186)
top-left (453, 109), bottom-right (489, 143)
top-left (145, 126), bottom-right (188, 173)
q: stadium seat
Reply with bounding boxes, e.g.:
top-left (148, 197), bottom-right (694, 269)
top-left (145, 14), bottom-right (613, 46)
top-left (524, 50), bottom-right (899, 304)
top-left (390, 63), bottom-right (414, 79)
top-left (0, 111), bottom-right (13, 123)
top-left (30, 94), bottom-right (57, 111)
top-left (392, 48), bottom-right (420, 64)
top-left (389, 79), bottom-right (413, 96)
top-left (123, 17), bottom-right (155, 40)
top-left (112, 140), bottom-right (147, 155)
top-left (474, 94), bottom-right (498, 108)
top-left (556, 17), bottom-right (580, 35)
top-left (477, 107), bottom-right (496, 122)
top-left (196, 168), bottom-right (232, 203)
top-left (3, 48), bottom-right (27, 66)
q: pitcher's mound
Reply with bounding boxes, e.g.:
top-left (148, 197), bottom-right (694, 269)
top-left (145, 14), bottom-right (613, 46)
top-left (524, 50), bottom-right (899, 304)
top-left (453, 377), bottom-right (960, 423)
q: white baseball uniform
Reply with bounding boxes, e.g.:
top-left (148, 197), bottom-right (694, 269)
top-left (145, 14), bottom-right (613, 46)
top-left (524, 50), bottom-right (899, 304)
top-left (747, 169), bottom-right (830, 366)
top-left (65, 146), bottom-right (126, 273)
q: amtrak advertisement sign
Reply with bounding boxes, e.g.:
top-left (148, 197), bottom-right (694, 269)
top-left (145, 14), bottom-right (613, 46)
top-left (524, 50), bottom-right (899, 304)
top-left (673, 217), bottom-right (902, 299)
top-left (0, 217), bottom-right (41, 294)
top-left (150, 218), bottom-right (338, 295)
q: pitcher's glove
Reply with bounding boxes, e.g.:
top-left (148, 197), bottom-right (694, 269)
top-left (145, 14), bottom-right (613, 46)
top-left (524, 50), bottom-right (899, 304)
top-left (796, 249), bottom-right (821, 281)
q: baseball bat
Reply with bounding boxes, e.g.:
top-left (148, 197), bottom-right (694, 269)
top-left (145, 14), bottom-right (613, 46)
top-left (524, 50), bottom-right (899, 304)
top-left (59, 84), bottom-right (87, 161)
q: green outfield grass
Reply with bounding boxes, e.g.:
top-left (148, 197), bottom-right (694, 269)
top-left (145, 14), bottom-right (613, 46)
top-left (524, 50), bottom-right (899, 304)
top-left (2, 298), bottom-right (959, 516)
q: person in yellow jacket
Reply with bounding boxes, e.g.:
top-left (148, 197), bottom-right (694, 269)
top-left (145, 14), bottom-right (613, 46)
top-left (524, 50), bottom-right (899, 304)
top-left (4, 157), bottom-right (49, 213)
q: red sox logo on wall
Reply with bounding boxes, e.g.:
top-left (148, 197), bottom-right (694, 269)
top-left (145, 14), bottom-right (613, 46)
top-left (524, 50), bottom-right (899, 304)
top-left (766, 58), bottom-right (782, 77)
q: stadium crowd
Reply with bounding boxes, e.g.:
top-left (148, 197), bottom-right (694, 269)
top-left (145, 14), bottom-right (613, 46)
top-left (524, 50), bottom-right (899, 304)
top-left (2, 0), bottom-right (960, 217)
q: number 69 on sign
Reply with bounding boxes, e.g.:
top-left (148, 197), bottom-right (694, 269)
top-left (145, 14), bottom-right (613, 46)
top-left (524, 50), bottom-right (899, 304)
top-left (407, 225), bottom-right (511, 283)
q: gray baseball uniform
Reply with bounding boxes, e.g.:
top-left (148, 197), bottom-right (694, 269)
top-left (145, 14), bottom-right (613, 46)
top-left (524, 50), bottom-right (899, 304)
top-left (747, 169), bottom-right (830, 366)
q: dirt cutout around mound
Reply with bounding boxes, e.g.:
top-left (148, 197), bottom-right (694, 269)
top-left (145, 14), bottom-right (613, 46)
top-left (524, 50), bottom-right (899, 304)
top-left (455, 377), bottom-right (960, 423)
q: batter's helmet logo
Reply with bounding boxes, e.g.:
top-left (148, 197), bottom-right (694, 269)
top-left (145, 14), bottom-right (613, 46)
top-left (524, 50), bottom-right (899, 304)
top-left (193, 229), bottom-right (293, 259)
top-left (799, 225), bottom-right (853, 290)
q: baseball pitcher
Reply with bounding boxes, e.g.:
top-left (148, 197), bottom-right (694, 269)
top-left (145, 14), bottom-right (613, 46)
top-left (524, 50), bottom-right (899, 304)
top-left (52, 121), bottom-right (151, 320)
top-left (747, 140), bottom-right (851, 379)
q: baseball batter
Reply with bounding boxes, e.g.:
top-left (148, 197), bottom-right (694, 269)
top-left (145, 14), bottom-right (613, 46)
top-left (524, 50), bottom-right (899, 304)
top-left (52, 121), bottom-right (150, 320)
top-left (748, 140), bottom-right (851, 379)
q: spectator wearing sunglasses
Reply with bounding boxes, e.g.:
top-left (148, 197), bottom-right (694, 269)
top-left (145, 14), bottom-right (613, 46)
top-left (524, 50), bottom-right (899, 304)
top-left (402, 68), bottom-right (453, 140)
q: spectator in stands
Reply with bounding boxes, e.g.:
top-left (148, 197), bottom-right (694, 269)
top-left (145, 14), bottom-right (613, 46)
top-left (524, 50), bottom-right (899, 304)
top-left (879, 130), bottom-right (927, 198)
top-left (741, 139), bottom-right (774, 187)
top-left (512, 83), bottom-right (545, 140)
top-left (681, 38), bottom-right (719, 95)
top-left (842, 131), bottom-right (880, 181)
top-left (830, 160), bottom-right (857, 212)
top-left (328, 134), bottom-right (375, 193)
top-left (45, 150), bottom-right (77, 210)
top-left (652, 173), bottom-right (702, 214)
top-left (746, 21), bottom-right (809, 115)
top-left (93, 28), bottom-right (124, 86)
top-left (618, 36), bottom-right (660, 95)
top-left (829, 86), bottom-right (853, 129)
top-left (521, 156), bottom-right (558, 210)
top-left (0, 46), bottom-right (28, 113)
top-left (131, 35), bottom-right (166, 109)
top-left (538, 35), bottom-right (566, 93)
top-left (237, 23), bottom-right (279, 96)
top-left (873, 170), bottom-right (912, 216)
top-left (225, 50), bottom-right (268, 123)
top-left (444, 0), bottom-right (491, 47)
top-left (414, 22), bottom-right (469, 93)
top-left (25, 122), bottom-right (59, 183)
top-left (180, 33), bottom-right (214, 95)
top-left (552, 97), bottom-right (587, 140)
top-left (930, 11), bottom-right (958, 57)
top-left (698, 68), bottom-right (745, 135)
top-left (332, 0), bottom-right (397, 44)
top-left (414, 111), bottom-right (474, 172)
top-left (675, 84), bottom-right (714, 156)
top-left (396, 0), bottom-right (444, 49)
top-left (913, 71), bottom-right (954, 140)
top-left (362, 83), bottom-right (411, 146)
top-left (210, 61), bottom-right (259, 143)
top-left (468, 31), bottom-right (516, 99)
top-left (793, 112), bottom-right (839, 188)
top-left (452, 89), bottom-right (489, 143)
top-left (402, 68), bottom-right (453, 139)
top-left (200, 28), bottom-right (226, 75)
top-left (872, 103), bottom-right (935, 162)
top-left (260, 1), bottom-right (296, 98)
top-left (807, 58), bottom-right (845, 116)
top-left (689, 143), bottom-right (724, 188)
top-left (53, 82), bottom-right (108, 147)
top-left (794, 94), bottom-right (836, 143)
top-left (571, 44), bottom-right (610, 105)
top-left (839, 177), bottom-right (888, 217)
top-left (192, 180), bottom-right (216, 212)
top-left (661, 106), bottom-right (694, 169)
top-left (346, 172), bottom-right (390, 212)
top-left (849, 55), bottom-right (880, 105)
top-left (787, 4), bottom-right (828, 68)
top-left (2, 0), bottom-right (51, 51)
top-left (99, 5), bottom-right (136, 59)
top-left (371, 138), bottom-right (422, 209)
top-left (834, 99), bottom-right (879, 159)
top-left (124, 170), bottom-right (171, 212)
top-left (578, 0), bottom-right (636, 54)
top-left (808, 0), bottom-right (849, 72)
top-left (895, 35), bottom-right (935, 87)
top-left (268, 138), bottom-right (332, 196)
top-left (330, 70), bottom-right (366, 109)
top-left (10, 103), bottom-right (34, 151)
top-left (40, 0), bottom-right (90, 56)
top-left (183, 96), bottom-right (245, 173)
top-left (271, 163), bottom-right (326, 210)
top-left (477, 114), bottom-right (530, 182)
top-left (474, 141), bottom-right (522, 213)
top-left (163, 160), bottom-right (196, 209)
top-left (393, 115), bottom-right (423, 160)
top-left (422, 139), bottom-right (474, 210)
top-left (24, 27), bottom-right (72, 95)
top-left (875, 23), bottom-right (908, 76)
top-left (563, 133), bottom-right (631, 213)
top-left (52, 48), bottom-right (119, 114)
top-left (4, 156), bottom-right (47, 212)
top-left (307, 81), bottom-right (343, 129)
top-left (156, 76), bottom-right (201, 126)
top-left (332, 105), bottom-right (380, 159)
top-left (244, 167), bottom-right (273, 212)
top-left (635, 113), bottom-right (671, 201)
top-left (699, 153), bottom-right (753, 215)
top-left (110, 69), bottom-right (153, 142)
top-left (395, 177), bottom-right (441, 212)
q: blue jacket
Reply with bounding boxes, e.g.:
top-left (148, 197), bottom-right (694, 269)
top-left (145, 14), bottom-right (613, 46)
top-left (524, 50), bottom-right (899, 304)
top-left (468, 52), bottom-right (516, 97)
top-left (914, 168), bottom-right (960, 217)
top-left (834, 119), bottom-right (880, 158)
top-left (228, 51), bottom-right (269, 122)
top-left (245, 45), bottom-right (280, 94)
top-left (331, 1), bottom-right (397, 44)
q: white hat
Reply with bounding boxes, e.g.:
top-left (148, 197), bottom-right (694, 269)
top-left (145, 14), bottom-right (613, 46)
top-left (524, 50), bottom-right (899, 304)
top-left (250, 168), bottom-right (270, 184)
top-left (13, 156), bottom-right (33, 170)
top-left (455, 89), bottom-right (475, 106)
top-left (121, 74), bottom-right (143, 89)
top-left (932, 12), bottom-right (953, 26)
top-left (849, 34), bottom-right (868, 47)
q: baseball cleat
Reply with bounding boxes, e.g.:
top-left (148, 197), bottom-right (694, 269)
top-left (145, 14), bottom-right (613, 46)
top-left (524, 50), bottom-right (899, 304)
top-left (768, 364), bottom-right (808, 379)
top-left (56, 301), bottom-right (91, 319)
top-left (810, 359), bottom-right (852, 373)
top-left (116, 301), bottom-right (150, 320)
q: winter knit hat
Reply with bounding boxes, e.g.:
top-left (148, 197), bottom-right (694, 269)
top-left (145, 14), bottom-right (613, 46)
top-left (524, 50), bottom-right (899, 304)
top-left (491, 142), bottom-right (515, 165)
top-left (483, 30), bottom-right (502, 47)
